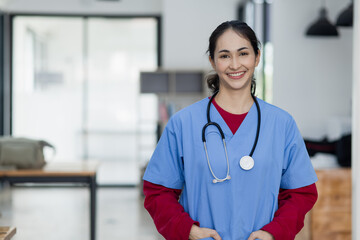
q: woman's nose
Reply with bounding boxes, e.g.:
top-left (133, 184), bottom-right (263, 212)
top-left (230, 57), bottom-right (241, 69)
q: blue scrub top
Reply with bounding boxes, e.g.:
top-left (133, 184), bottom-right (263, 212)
top-left (143, 97), bottom-right (318, 240)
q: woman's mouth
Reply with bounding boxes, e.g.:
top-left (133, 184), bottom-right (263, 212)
top-left (227, 71), bottom-right (245, 79)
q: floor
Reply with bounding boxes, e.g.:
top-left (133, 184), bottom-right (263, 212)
top-left (0, 184), bottom-right (163, 240)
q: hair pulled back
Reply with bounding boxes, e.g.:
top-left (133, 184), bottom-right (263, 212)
top-left (206, 20), bottom-right (261, 95)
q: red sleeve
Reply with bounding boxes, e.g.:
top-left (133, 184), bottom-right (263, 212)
top-left (143, 180), bottom-right (199, 240)
top-left (261, 183), bottom-right (318, 240)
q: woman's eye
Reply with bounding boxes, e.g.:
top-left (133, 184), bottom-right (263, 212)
top-left (220, 55), bottom-right (229, 59)
top-left (240, 52), bottom-right (249, 56)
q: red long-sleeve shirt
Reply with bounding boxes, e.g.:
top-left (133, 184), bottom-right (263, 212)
top-left (144, 98), bottom-right (318, 240)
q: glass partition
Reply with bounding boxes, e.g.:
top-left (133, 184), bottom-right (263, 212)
top-left (12, 16), bottom-right (158, 185)
top-left (12, 16), bottom-right (84, 160)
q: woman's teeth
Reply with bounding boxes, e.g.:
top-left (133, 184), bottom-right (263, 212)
top-left (228, 72), bottom-right (245, 77)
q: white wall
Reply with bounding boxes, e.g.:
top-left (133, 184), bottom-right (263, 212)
top-left (162, 0), bottom-right (240, 70)
top-left (272, 0), bottom-right (352, 139)
top-left (0, 0), bottom-right (162, 15)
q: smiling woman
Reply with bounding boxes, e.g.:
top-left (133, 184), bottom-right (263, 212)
top-left (207, 22), bottom-right (261, 98)
top-left (143, 20), bottom-right (318, 240)
top-left (208, 28), bottom-right (260, 114)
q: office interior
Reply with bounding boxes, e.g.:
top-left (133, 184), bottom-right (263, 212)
top-left (0, 0), bottom-right (359, 239)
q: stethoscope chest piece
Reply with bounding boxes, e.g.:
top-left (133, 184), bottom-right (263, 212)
top-left (239, 156), bottom-right (254, 170)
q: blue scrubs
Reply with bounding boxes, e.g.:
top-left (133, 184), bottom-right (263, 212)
top-left (143, 98), bottom-right (317, 240)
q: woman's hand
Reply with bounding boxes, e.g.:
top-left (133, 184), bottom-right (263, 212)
top-left (247, 230), bottom-right (274, 240)
top-left (189, 224), bottom-right (222, 240)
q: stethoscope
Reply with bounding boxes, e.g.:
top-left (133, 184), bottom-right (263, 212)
top-left (202, 91), bottom-right (261, 183)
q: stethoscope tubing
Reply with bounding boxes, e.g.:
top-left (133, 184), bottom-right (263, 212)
top-left (202, 90), bottom-right (261, 182)
top-left (249, 94), bottom-right (261, 157)
top-left (203, 139), bottom-right (230, 183)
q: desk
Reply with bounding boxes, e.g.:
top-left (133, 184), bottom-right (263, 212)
top-left (0, 162), bottom-right (98, 240)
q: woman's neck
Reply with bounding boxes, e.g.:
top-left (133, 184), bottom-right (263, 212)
top-left (214, 88), bottom-right (254, 114)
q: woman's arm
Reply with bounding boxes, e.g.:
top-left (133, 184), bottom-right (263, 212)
top-left (143, 180), bottom-right (199, 240)
top-left (144, 181), bottom-right (317, 240)
top-left (260, 183), bottom-right (318, 240)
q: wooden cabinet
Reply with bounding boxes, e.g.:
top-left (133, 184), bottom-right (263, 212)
top-left (296, 168), bottom-right (351, 240)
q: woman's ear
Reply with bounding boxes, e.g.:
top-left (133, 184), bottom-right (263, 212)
top-left (255, 50), bottom-right (261, 67)
top-left (209, 56), bottom-right (216, 69)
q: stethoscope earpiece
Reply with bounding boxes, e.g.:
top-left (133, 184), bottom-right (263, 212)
top-left (203, 91), bottom-right (261, 183)
top-left (212, 175), bottom-right (231, 184)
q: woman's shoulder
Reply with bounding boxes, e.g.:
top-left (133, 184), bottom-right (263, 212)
top-left (170, 97), bottom-right (208, 120)
top-left (166, 97), bottom-right (208, 128)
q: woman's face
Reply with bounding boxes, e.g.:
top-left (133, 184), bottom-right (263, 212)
top-left (209, 29), bottom-right (260, 93)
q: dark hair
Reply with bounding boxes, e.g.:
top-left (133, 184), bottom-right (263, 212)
top-left (206, 20), bottom-right (261, 95)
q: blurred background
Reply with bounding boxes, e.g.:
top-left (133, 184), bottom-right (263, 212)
top-left (0, 0), bottom-right (358, 239)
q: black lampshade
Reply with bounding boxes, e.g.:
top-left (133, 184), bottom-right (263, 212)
top-left (306, 8), bottom-right (339, 36)
top-left (336, 3), bottom-right (353, 27)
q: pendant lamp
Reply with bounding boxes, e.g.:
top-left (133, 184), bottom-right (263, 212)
top-left (336, 2), bottom-right (353, 27)
top-left (306, 7), bottom-right (339, 36)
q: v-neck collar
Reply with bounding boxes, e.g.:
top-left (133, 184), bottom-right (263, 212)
top-left (208, 98), bottom-right (257, 142)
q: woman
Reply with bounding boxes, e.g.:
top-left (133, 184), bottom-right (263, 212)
top-left (143, 21), bottom-right (318, 240)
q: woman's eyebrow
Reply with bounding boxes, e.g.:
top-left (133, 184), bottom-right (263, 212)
top-left (237, 47), bottom-right (248, 51)
top-left (218, 47), bottom-right (248, 54)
